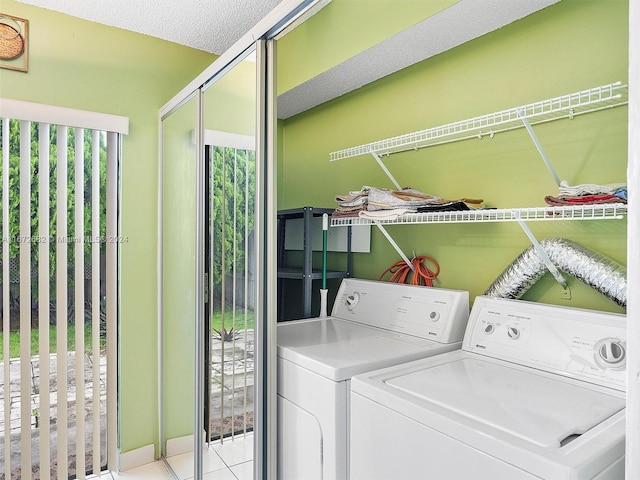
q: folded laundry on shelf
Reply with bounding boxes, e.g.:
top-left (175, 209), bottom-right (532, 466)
top-left (333, 186), bottom-right (370, 217)
top-left (417, 200), bottom-right (472, 212)
top-left (367, 187), bottom-right (442, 211)
top-left (331, 206), bottom-right (366, 218)
top-left (613, 187), bottom-right (627, 201)
top-left (335, 186), bottom-right (371, 207)
top-left (417, 202), bottom-right (470, 212)
top-left (544, 194), bottom-right (626, 206)
top-left (333, 186), bottom-right (484, 220)
top-left (558, 180), bottom-right (626, 196)
top-left (545, 180), bottom-right (627, 207)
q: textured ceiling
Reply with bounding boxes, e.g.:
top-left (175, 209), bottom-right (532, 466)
top-left (16, 0), bottom-right (284, 54)
top-left (17, 0), bottom-right (560, 118)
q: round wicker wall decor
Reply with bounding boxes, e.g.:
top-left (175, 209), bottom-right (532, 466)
top-left (0, 17), bottom-right (24, 60)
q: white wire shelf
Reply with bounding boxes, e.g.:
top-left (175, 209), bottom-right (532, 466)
top-left (329, 82), bottom-right (628, 161)
top-left (330, 204), bottom-right (628, 227)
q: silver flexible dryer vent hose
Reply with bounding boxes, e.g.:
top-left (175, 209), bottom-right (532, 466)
top-left (484, 238), bottom-right (627, 307)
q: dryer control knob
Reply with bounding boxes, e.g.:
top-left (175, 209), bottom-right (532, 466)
top-left (429, 311), bottom-right (440, 322)
top-left (345, 293), bottom-right (360, 311)
top-left (483, 323), bottom-right (495, 335)
top-left (595, 339), bottom-right (626, 370)
top-left (507, 326), bottom-right (520, 340)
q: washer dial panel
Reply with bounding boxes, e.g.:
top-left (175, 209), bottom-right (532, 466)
top-left (465, 296), bottom-right (627, 391)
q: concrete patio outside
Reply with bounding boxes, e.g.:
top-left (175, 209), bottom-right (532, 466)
top-left (0, 330), bottom-right (254, 479)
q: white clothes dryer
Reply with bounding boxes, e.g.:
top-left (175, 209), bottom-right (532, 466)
top-left (350, 295), bottom-right (626, 480)
top-left (277, 278), bottom-right (470, 480)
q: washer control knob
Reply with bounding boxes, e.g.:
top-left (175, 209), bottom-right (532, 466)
top-left (429, 311), bottom-right (440, 322)
top-left (595, 339), bottom-right (626, 369)
top-left (345, 293), bottom-right (360, 311)
top-left (484, 323), bottom-right (495, 335)
top-left (507, 326), bottom-right (520, 340)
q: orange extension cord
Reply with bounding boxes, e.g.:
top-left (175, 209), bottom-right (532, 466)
top-left (379, 256), bottom-right (440, 287)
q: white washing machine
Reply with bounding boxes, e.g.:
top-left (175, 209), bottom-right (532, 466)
top-left (277, 278), bottom-right (470, 480)
top-left (350, 295), bottom-right (627, 480)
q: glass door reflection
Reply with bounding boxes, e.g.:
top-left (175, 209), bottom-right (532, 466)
top-left (203, 47), bottom-right (257, 445)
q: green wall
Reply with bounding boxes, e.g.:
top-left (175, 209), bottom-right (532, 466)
top-left (0, 0), bottom-right (215, 454)
top-left (279, 0), bottom-right (628, 314)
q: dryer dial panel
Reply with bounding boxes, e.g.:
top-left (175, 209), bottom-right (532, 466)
top-left (332, 279), bottom-right (470, 343)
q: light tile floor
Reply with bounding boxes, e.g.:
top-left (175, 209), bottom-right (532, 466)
top-left (91, 433), bottom-right (253, 480)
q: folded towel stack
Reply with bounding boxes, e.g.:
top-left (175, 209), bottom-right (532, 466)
top-left (367, 187), bottom-right (442, 211)
top-left (544, 180), bottom-right (627, 207)
top-left (558, 181), bottom-right (626, 196)
top-left (333, 186), bottom-right (484, 220)
top-left (333, 186), bottom-right (371, 218)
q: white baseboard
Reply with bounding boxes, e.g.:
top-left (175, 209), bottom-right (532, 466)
top-left (166, 434), bottom-right (194, 457)
top-left (165, 431), bottom-right (208, 457)
top-left (118, 443), bottom-right (155, 472)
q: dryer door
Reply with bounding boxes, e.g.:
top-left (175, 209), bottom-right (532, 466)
top-left (278, 395), bottom-right (322, 480)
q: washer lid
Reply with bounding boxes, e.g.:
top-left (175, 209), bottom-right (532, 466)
top-left (277, 317), bottom-right (458, 381)
top-left (385, 357), bottom-right (625, 448)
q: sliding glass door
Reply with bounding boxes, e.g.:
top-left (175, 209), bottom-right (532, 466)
top-left (159, 2), bottom-right (323, 478)
top-left (202, 49), bottom-right (257, 444)
top-left (160, 94), bottom-right (198, 463)
top-left (159, 49), bottom-right (259, 480)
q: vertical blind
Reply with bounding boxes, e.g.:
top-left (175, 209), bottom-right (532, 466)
top-left (0, 99), bottom-right (125, 479)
